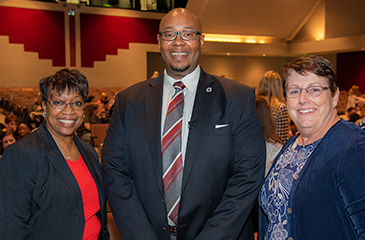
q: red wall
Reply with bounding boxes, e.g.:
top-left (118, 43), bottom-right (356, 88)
top-left (0, 6), bottom-right (65, 66)
top-left (80, 13), bottom-right (160, 67)
top-left (337, 51), bottom-right (365, 93)
top-left (0, 6), bottom-right (160, 68)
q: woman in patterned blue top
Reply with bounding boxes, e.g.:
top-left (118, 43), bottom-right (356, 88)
top-left (259, 55), bottom-right (365, 240)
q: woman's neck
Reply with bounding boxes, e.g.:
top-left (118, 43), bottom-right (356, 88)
top-left (299, 115), bottom-right (340, 145)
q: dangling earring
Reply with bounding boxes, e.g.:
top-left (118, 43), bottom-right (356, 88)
top-left (42, 112), bottom-right (46, 117)
top-left (83, 115), bottom-right (85, 118)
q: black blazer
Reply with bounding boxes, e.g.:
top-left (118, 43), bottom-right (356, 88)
top-left (101, 69), bottom-right (266, 240)
top-left (0, 122), bottom-right (109, 240)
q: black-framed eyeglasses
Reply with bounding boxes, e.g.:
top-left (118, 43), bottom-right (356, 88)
top-left (159, 30), bottom-right (201, 41)
top-left (286, 86), bottom-right (330, 98)
top-left (47, 100), bottom-right (86, 110)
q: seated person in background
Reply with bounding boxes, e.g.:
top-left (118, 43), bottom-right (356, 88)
top-left (96, 92), bottom-right (109, 105)
top-left (2, 114), bottom-right (17, 135)
top-left (16, 119), bottom-right (33, 140)
top-left (347, 85), bottom-right (362, 116)
top-left (105, 92), bottom-right (118, 118)
top-left (0, 131), bottom-right (16, 157)
top-left (86, 95), bottom-right (96, 104)
top-left (80, 103), bottom-right (110, 143)
top-left (349, 112), bottom-right (360, 123)
top-left (339, 107), bottom-right (356, 121)
top-left (351, 96), bottom-right (365, 129)
top-left (29, 93), bottom-right (44, 127)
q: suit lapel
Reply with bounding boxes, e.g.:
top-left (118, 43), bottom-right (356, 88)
top-left (37, 123), bottom-right (84, 211)
top-left (182, 71), bottom-right (216, 193)
top-left (145, 75), bottom-right (165, 196)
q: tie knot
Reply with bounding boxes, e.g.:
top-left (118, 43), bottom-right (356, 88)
top-left (173, 81), bottom-right (185, 91)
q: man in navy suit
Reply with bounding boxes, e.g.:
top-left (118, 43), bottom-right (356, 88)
top-left (101, 8), bottom-right (266, 240)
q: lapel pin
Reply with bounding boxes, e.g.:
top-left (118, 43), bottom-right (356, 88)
top-left (206, 87), bottom-right (212, 93)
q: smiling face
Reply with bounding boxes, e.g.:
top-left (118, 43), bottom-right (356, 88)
top-left (17, 123), bottom-right (30, 138)
top-left (157, 8), bottom-right (204, 79)
top-left (286, 71), bottom-right (339, 142)
top-left (42, 88), bottom-right (84, 141)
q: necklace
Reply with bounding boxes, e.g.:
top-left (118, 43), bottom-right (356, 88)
top-left (56, 141), bottom-right (75, 160)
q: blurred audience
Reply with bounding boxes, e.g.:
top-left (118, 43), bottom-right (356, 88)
top-left (29, 93), bottom-right (44, 127)
top-left (257, 70), bottom-right (290, 142)
top-left (79, 103), bottom-right (110, 143)
top-left (347, 85), bottom-right (361, 116)
top-left (96, 92), bottom-right (109, 105)
top-left (349, 112), bottom-right (360, 123)
top-left (86, 95), bottom-right (96, 104)
top-left (339, 107), bottom-right (357, 121)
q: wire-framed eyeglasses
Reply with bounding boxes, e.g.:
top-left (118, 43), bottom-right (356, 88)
top-left (159, 30), bottom-right (201, 41)
top-left (286, 86), bottom-right (330, 98)
top-left (47, 100), bottom-right (86, 110)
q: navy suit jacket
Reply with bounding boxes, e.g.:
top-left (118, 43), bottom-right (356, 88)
top-left (101, 70), bottom-right (266, 240)
top-left (0, 122), bottom-right (109, 240)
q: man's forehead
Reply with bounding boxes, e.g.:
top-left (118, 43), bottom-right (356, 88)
top-left (159, 19), bottom-right (201, 32)
top-left (161, 26), bottom-right (195, 30)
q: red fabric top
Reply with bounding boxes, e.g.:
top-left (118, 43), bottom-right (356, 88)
top-left (66, 154), bottom-right (101, 240)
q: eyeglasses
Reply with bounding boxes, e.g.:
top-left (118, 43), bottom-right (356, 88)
top-left (47, 100), bottom-right (86, 110)
top-left (286, 86), bottom-right (330, 98)
top-left (159, 30), bottom-right (201, 41)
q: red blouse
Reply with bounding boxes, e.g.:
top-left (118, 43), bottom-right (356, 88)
top-left (66, 154), bottom-right (101, 240)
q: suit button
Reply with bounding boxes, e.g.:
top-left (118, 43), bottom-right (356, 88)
top-left (294, 174), bottom-right (299, 180)
top-left (162, 227), bottom-right (167, 231)
top-left (287, 208), bottom-right (292, 214)
top-left (288, 237), bottom-right (293, 240)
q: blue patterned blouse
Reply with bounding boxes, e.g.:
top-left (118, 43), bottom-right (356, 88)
top-left (259, 137), bottom-right (322, 240)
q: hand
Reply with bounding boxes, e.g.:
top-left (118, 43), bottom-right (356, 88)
top-left (353, 96), bottom-right (365, 104)
top-left (95, 108), bottom-right (106, 118)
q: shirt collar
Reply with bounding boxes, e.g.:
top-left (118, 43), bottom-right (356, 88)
top-left (164, 66), bottom-right (201, 92)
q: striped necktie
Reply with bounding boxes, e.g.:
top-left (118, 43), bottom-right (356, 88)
top-left (162, 81), bottom-right (185, 225)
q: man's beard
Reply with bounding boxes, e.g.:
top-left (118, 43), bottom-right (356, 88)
top-left (170, 64), bottom-right (190, 72)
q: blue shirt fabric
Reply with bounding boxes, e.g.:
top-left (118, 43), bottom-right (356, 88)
top-left (259, 138), bottom-right (321, 240)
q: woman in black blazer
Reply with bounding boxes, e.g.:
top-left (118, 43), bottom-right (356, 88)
top-left (0, 69), bottom-right (109, 240)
